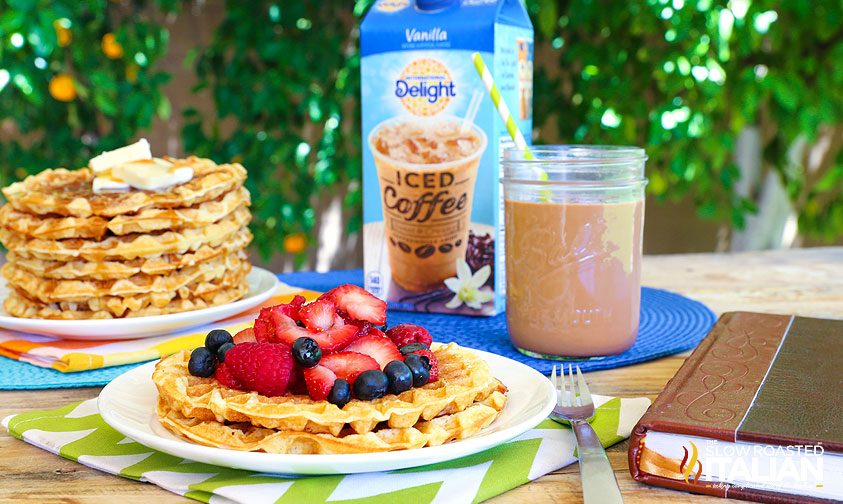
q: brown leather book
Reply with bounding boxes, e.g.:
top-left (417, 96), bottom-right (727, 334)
top-left (628, 312), bottom-right (842, 503)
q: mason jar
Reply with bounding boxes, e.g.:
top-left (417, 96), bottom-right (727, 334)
top-left (502, 146), bottom-right (648, 359)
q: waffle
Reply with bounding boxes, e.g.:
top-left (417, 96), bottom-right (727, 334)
top-left (2, 156), bottom-right (247, 218)
top-left (154, 342), bottom-right (504, 436)
top-left (2, 250), bottom-right (247, 303)
top-left (0, 187), bottom-right (250, 240)
top-left (5, 228), bottom-right (252, 280)
top-left (156, 387), bottom-right (506, 454)
top-left (0, 206), bottom-right (250, 262)
top-left (4, 281), bottom-right (250, 319)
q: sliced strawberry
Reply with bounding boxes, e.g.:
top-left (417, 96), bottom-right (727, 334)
top-left (299, 298), bottom-right (337, 332)
top-left (321, 284), bottom-right (386, 325)
top-left (321, 351), bottom-right (379, 384)
top-left (386, 324), bottom-right (433, 348)
top-left (252, 316), bottom-right (274, 342)
top-left (233, 327), bottom-right (257, 344)
top-left (343, 334), bottom-right (402, 370)
top-left (409, 348), bottom-right (439, 382)
top-left (303, 364), bottom-right (337, 401)
top-left (268, 309), bottom-right (359, 352)
top-left (365, 327), bottom-right (387, 339)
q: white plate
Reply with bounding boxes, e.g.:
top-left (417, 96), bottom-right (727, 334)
top-left (98, 348), bottom-right (556, 475)
top-left (0, 267), bottom-right (279, 340)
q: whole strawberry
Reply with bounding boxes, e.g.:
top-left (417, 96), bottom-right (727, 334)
top-left (224, 342), bottom-right (294, 396)
top-left (386, 324), bottom-right (433, 348)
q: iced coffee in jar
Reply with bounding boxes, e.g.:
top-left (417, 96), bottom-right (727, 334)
top-left (502, 146), bottom-right (648, 359)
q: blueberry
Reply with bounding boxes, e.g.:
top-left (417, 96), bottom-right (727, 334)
top-left (328, 379), bottom-right (351, 408)
top-left (188, 347), bottom-right (217, 377)
top-left (399, 343), bottom-right (429, 356)
top-left (353, 370), bottom-right (389, 400)
top-left (205, 329), bottom-right (233, 352)
top-left (216, 342), bottom-right (235, 362)
top-left (383, 360), bottom-right (412, 395)
top-left (292, 337), bottom-right (322, 368)
top-left (403, 353), bottom-right (430, 387)
top-left (296, 320), bottom-right (306, 328)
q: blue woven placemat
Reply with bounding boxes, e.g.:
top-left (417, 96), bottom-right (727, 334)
top-left (0, 269), bottom-right (716, 389)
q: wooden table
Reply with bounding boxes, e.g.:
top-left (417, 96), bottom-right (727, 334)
top-left (2, 247), bottom-right (841, 503)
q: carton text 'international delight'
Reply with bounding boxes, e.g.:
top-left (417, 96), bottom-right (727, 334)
top-left (361, 0), bottom-right (533, 316)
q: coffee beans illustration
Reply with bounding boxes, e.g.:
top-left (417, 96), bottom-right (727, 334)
top-left (438, 243), bottom-right (453, 253)
top-left (414, 244), bottom-right (435, 258)
top-left (398, 241), bottom-right (411, 253)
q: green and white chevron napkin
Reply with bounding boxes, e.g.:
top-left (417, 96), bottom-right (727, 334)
top-left (3, 395), bottom-right (649, 503)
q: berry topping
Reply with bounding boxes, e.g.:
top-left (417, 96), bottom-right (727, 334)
top-left (216, 342), bottom-right (235, 362)
top-left (386, 324), bottom-right (433, 348)
top-left (303, 364), bottom-right (337, 401)
top-left (320, 351), bottom-right (379, 384)
top-left (214, 362), bottom-right (242, 389)
top-left (298, 298), bottom-right (337, 332)
top-left (292, 337), bottom-right (322, 368)
top-left (267, 309), bottom-right (359, 352)
top-left (205, 329), bottom-right (233, 352)
top-left (188, 347), bottom-right (217, 377)
top-left (353, 369), bottom-right (389, 400)
top-left (233, 327), bottom-right (257, 344)
top-left (321, 284), bottom-right (387, 325)
top-left (408, 348), bottom-right (439, 382)
top-left (399, 343), bottom-right (429, 356)
top-left (224, 342), bottom-right (294, 397)
top-left (383, 360), bottom-right (412, 395)
top-left (342, 333), bottom-right (402, 370)
top-left (403, 353), bottom-right (430, 387)
top-left (252, 316), bottom-right (275, 342)
top-left (327, 378), bottom-right (351, 408)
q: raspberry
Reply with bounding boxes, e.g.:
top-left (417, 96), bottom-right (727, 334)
top-left (409, 348), bottom-right (439, 382)
top-left (214, 362), bottom-right (243, 390)
top-left (225, 342), bottom-right (294, 396)
top-left (386, 324), bottom-right (433, 348)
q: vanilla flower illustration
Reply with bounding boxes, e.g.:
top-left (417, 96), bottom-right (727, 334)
top-left (444, 259), bottom-right (493, 310)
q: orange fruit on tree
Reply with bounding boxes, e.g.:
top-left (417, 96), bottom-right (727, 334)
top-left (49, 74), bottom-right (76, 102)
top-left (101, 33), bottom-right (124, 59)
top-left (284, 233), bottom-right (308, 254)
top-left (125, 63), bottom-right (139, 83)
top-left (53, 20), bottom-right (71, 47)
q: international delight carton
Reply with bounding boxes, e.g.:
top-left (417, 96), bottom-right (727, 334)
top-left (361, 0), bottom-right (533, 316)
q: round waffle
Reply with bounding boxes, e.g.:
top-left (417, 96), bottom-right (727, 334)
top-left (0, 187), bottom-right (250, 240)
top-left (3, 281), bottom-right (249, 319)
top-left (156, 387), bottom-right (506, 454)
top-left (4, 258), bottom-right (250, 319)
top-left (2, 250), bottom-right (247, 303)
top-left (5, 228), bottom-right (252, 281)
top-left (154, 342), bottom-right (504, 436)
top-left (2, 156), bottom-right (247, 218)
top-left (0, 206), bottom-right (250, 262)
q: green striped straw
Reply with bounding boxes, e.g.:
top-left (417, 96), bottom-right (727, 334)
top-left (471, 52), bottom-right (548, 182)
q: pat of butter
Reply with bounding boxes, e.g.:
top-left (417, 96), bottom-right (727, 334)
top-left (92, 176), bottom-right (130, 193)
top-left (111, 158), bottom-right (194, 191)
top-left (89, 138), bottom-right (152, 173)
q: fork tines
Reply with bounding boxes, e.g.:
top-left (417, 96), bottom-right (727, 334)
top-left (551, 364), bottom-right (593, 407)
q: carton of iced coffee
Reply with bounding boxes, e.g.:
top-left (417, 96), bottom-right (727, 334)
top-left (361, 0), bottom-right (533, 316)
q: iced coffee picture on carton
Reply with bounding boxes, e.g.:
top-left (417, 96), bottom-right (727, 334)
top-left (360, 0), bottom-right (533, 316)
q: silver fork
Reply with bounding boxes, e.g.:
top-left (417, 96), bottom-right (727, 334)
top-left (549, 364), bottom-right (623, 504)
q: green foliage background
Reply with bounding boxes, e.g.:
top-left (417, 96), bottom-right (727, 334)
top-left (1, 0), bottom-right (842, 261)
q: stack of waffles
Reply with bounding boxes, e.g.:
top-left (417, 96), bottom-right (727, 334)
top-left (153, 342), bottom-right (508, 454)
top-left (0, 156), bottom-right (253, 319)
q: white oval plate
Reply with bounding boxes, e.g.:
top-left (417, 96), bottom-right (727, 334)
top-left (0, 267), bottom-right (279, 340)
top-left (98, 348), bottom-right (556, 475)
